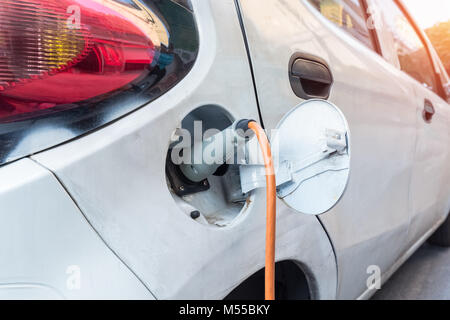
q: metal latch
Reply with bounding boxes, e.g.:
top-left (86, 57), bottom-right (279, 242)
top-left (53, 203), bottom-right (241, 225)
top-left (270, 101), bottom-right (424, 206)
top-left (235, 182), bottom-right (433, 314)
top-left (240, 128), bottom-right (349, 198)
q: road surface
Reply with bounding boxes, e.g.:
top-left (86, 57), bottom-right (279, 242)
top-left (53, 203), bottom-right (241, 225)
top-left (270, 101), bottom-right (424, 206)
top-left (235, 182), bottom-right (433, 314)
top-left (372, 243), bottom-right (450, 300)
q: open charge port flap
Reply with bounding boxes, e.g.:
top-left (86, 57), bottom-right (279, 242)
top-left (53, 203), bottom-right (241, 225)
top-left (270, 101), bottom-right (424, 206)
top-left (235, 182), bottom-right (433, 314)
top-left (165, 105), bottom-right (250, 227)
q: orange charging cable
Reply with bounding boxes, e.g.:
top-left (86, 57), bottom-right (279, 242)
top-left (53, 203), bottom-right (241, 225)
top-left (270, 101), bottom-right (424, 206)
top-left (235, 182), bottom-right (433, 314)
top-left (248, 121), bottom-right (277, 300)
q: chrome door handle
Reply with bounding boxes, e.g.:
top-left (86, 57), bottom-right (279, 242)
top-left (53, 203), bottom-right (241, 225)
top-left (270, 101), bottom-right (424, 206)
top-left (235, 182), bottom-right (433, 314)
top-left (423, 99), bottom-right (435, 123)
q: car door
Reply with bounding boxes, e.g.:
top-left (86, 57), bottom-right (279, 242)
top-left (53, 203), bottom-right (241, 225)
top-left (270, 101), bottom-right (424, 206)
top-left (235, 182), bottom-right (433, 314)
top-left (371, 0), bottom-right (450, 248)
top-left (237, 0), bottom-right (417, 298)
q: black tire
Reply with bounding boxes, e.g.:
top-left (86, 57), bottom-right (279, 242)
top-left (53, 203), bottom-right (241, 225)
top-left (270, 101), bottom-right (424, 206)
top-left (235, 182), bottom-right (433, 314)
top-left (428, 214), bottom-right (450, 247)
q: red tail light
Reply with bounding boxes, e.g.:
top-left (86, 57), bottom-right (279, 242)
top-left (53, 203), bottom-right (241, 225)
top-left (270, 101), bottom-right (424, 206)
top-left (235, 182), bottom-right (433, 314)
top-left (0, 0), bottom-right (198, 163)
top-left (1, 0), bottom-right (157, 111)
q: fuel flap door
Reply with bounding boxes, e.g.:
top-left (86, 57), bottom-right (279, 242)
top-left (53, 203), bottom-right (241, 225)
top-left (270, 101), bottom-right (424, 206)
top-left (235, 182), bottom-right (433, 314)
top-left (240, 99), bottom-right (351, 215)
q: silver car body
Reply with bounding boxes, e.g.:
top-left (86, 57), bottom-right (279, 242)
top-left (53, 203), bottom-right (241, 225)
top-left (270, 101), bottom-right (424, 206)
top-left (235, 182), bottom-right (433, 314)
top-left (0, 0), bottom-right (449, 299)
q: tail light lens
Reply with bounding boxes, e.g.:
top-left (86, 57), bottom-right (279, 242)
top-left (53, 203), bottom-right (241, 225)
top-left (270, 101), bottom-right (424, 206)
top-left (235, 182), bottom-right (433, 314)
top-left (0, 0), bottom-right (198, 164)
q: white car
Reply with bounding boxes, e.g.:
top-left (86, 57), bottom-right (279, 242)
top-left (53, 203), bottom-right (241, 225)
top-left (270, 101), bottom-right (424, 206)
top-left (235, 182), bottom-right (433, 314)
top-left (0, 0), bottom-right (449, 300)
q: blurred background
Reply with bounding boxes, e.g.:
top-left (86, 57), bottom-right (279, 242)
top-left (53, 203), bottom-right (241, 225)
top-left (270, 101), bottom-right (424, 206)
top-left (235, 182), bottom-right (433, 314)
top-left (405, 0), bottom-right (450, 76)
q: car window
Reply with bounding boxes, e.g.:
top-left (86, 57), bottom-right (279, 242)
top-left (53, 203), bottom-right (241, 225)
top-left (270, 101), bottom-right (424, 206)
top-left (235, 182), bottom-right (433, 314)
top-left (307, 0), bottom-right (375, 50)
top-left (373, 0), bottom-right (437, 92)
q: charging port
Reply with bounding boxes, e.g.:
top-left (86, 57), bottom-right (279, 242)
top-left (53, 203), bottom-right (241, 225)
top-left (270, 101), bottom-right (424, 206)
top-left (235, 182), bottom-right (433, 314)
top-left (165, 105), bottom-right (252, 227)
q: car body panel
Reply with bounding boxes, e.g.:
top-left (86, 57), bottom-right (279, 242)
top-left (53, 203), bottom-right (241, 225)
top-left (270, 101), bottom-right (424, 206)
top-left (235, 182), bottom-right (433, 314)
top-left (368, 0), bottom-right (450, 259)
top-left (30, 0), bottom-right (337, 299)
top-left (236, 0), bottom-right (445, 299)
top-left (0, 159), bottom-right (153, 299)
top-left (407, 79), bottom-right (450, 248)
